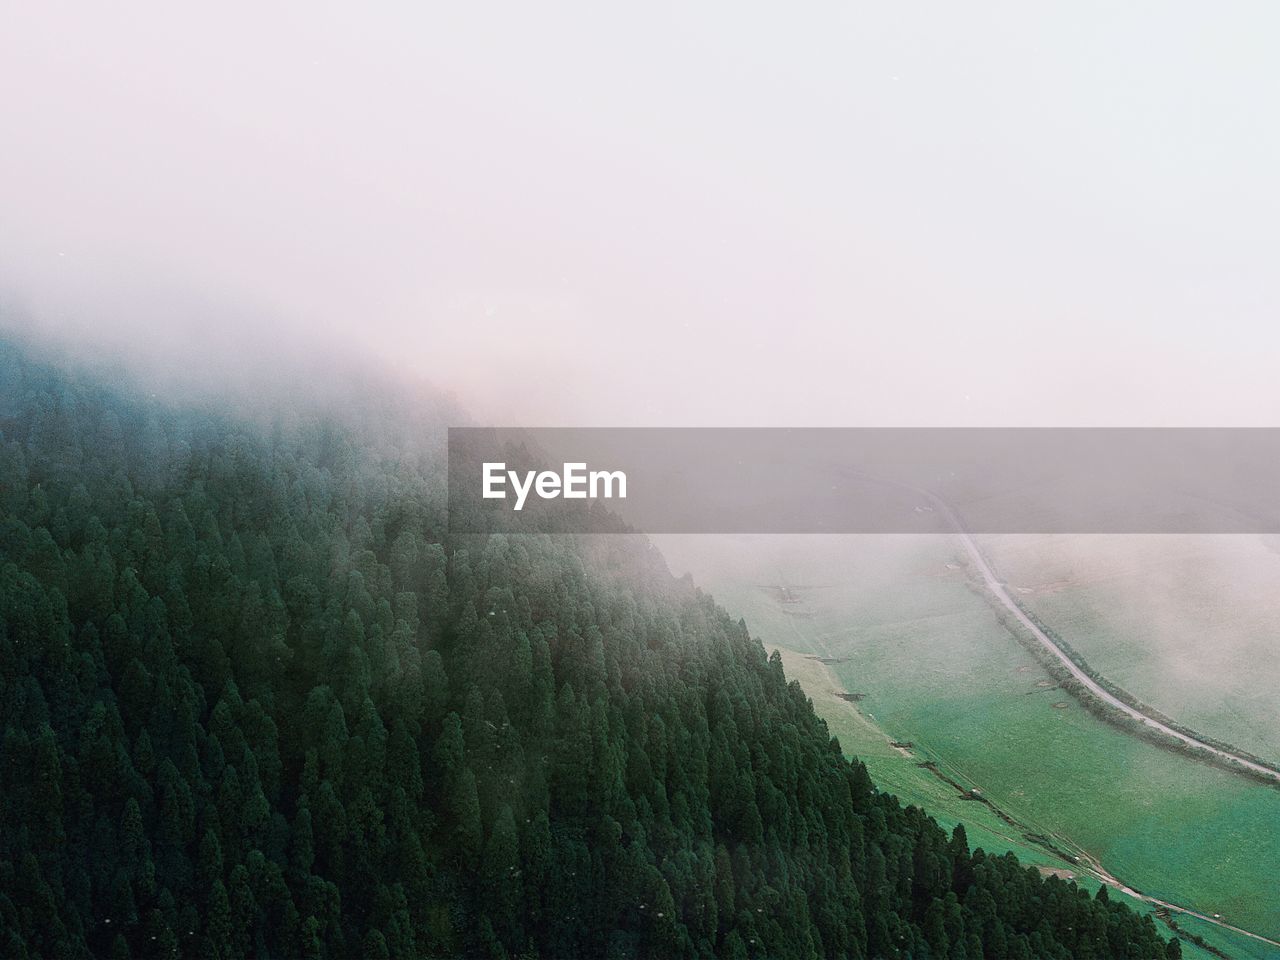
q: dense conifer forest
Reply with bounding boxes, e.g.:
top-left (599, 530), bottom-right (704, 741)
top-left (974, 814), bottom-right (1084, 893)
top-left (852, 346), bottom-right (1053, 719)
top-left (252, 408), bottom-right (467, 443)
top-left (0, 339), bottom-right (1179, 958)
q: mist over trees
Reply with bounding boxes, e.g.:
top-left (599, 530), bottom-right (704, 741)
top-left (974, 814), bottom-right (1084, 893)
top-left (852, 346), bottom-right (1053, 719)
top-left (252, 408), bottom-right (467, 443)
top-left (0, 339), bottom-right (1178, 958)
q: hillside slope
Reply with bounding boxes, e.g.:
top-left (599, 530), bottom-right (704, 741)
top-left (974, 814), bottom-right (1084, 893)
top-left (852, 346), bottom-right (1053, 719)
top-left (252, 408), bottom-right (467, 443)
top-left (0, 341), bottom-right (1178, 958)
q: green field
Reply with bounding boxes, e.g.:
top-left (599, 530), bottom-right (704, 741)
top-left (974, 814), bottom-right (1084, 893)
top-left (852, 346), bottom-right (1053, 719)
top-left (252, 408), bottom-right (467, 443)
top-left (657, 534), bottom-right (1280, 958)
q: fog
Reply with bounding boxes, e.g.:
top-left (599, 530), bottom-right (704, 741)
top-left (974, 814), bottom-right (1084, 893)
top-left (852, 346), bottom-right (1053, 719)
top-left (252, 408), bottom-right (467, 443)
top-left (4, 3), bottom-right (1280, 426)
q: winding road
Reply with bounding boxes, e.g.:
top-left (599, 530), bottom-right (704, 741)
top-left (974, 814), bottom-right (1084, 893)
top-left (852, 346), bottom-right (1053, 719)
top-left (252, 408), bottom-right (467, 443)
top-left (924, 492), bottom-right (1280, 786)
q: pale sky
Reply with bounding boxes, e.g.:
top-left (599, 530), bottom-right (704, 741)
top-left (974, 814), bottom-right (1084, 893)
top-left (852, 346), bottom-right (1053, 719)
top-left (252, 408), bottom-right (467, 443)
top-left (2, 2), bottom-right (1278, 425)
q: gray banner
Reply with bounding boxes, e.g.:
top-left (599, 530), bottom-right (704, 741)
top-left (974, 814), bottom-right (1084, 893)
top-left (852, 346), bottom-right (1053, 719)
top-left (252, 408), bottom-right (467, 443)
top-left (448, 428), bottom-right (1280, 534)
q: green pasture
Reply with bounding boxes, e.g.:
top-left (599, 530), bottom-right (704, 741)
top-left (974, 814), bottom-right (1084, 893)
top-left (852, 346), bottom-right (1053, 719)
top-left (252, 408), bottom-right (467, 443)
top-left (656, 534), bottom-right (1280, 955)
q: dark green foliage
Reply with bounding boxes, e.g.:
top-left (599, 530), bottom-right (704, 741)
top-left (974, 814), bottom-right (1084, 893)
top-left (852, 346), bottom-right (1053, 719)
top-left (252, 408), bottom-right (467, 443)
top-left (0, 341), bottom-right (1173, 958)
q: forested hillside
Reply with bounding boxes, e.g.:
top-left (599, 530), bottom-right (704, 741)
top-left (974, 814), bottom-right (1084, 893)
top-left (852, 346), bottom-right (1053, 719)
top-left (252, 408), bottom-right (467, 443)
top-left (0, 340), bottom-right (1178, 959)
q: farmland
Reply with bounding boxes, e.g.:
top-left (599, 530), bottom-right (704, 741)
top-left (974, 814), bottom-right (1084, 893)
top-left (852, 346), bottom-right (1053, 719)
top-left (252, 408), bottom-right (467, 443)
top-left (656, 534), bottom-right (1280, 957)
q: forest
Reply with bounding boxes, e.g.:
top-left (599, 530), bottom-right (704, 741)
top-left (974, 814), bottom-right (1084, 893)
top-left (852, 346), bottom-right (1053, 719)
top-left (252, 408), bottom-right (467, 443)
top-left (0, 337), bottom-right (1180, 959)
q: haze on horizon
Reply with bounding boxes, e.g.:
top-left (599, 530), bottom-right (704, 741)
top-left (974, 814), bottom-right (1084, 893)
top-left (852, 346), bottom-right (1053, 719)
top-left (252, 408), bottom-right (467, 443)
top-left (3, 2), bottom-right (1278, 426)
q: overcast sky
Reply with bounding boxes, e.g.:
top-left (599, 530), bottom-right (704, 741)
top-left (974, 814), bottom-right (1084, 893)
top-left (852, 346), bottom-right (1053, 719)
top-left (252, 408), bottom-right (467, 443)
top-left (3, 3), bottom-right (1278, 425)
